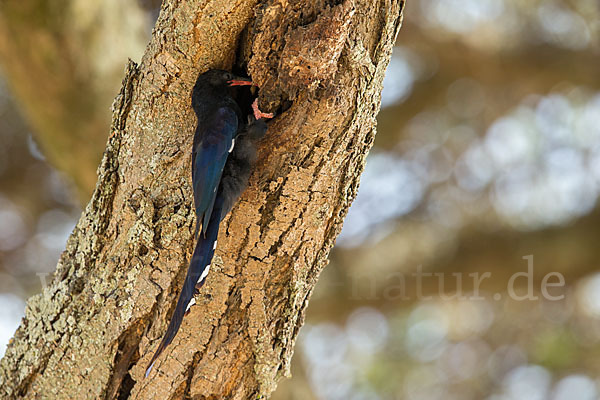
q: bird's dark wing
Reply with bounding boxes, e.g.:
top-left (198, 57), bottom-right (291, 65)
top-left (192, 106), bottom-right (238, 235)
top-left (145, 193), bottom-right (224, 377)
top-left (145, 106), bottom-right (238, 377)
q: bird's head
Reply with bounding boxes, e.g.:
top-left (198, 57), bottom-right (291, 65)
top-left (192, 69), bottom-right (254, 114)
top-left (198, 69), bottom-right (254, 89)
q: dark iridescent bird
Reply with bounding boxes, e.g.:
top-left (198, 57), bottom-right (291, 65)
top-left (146, 69), bottom-right (272, 377)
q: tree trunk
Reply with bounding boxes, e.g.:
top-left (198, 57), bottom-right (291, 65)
top-left (0, 0), bottom-right (404, 398)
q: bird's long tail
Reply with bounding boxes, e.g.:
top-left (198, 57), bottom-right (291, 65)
top-left (145, 196), bottom-right (223, 377)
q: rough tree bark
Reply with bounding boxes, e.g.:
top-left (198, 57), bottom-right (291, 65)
top-left (0, 0), bottom-right (404, 398)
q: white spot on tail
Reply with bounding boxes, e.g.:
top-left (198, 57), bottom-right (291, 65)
top-left (145, 360), bottom-right (156, 378)
top-left (185, 297), bottom-right (196, 313)
top-left (200, 264), bottom-right (211, 282)
top-left (213, 240), bottom-right (217, 250)
top-left (229, 139), bottom-right (235, 153)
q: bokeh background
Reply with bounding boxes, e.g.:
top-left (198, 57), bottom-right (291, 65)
top-left (1, 1), bottom-right (599, 399)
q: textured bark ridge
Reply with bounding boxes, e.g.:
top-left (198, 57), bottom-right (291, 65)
top-left (0, 0), bottom-right (404, 399)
